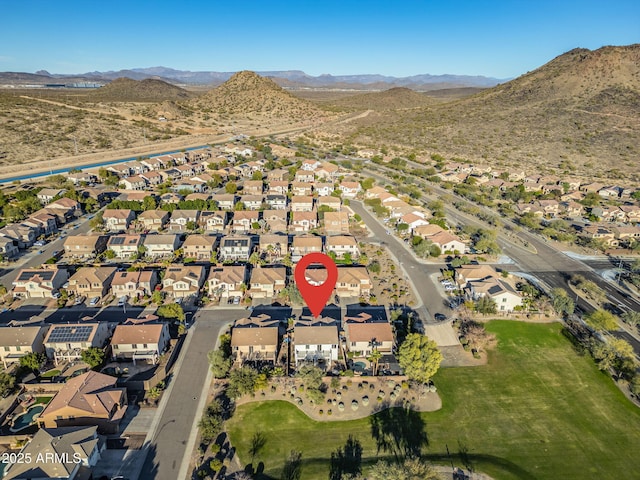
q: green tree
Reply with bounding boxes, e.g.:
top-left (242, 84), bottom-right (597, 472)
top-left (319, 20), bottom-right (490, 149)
top-left (584, 309), bottom-right (619, 332)
top-left (89, 211), bottom-right (104, 230)
top-left (368, 457), bottom-right (439, 480)
top-left (225, 182), bottom-right (238, 194)
top-left (367, 349), bottom-right (383, 376)
top-left (198, 399), bottom-right (224, 443)
top-left (621, 311), bottom-right (640, 327)
top-left (281, 450), bottom-right (303, 480)
top-left (397, 333), bottom-right (442, 384)
top-left (207, 349), bottom-right (232, 379)
top-left (368, 261), bottom-right (381, 274)
top-left (151, 290), bottom-right (163, 305)
top-left (0, 371), bottom-right (16, 397)
top-left (550, 288), bottom-right (575, 316)
top-left (81, 347), bottom-right (106, 369)
top-left (19, 352), bottom-right (45, 373)
top-left (157, 303), bottom-right (185, 322)
top-left (360, 177), bottom-right (375, 190)
top-left (475, 296), bottom-right (497, 315)
top-left (227, 366), bottom-right (260, 399)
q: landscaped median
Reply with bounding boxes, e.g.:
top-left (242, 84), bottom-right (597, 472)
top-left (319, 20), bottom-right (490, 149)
top-left (226, 321), bottom-right (640, 480)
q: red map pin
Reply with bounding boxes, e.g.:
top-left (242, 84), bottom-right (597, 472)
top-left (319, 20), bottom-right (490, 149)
top-left (294, 252), bottom-right (338, 318)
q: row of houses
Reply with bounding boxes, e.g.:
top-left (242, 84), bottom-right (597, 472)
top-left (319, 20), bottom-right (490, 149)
top-left (102, 206), bottom-right (350, 234)
top-left (577, 223), bottom-right (640, 247)
top-left (13, 259), bottom-right (373, 301)
top-left (231, 310), bottom-right (395, 369)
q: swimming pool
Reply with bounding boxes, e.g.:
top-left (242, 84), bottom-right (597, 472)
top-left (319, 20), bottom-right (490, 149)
top-left (10, 404), bottom-right (44, 432)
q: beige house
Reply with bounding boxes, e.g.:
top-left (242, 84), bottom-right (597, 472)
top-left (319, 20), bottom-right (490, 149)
top-left (169, 210), bottom-right (200, 231)
top-left (182, 234), bottom-right (217, 260)
top-left (231, 314), bottom-right (280, 365)
top-left (0, 325), bottom-right (49, 368)
top-left (107, 235), bottom-right (144, 259)
top-left (111, 270), bottom-right (158, 298)
top-left (208, 265), bottom-right (247, 298)
top-left (38, 371), bottom-right (127, 434)
top-left (259, 234), bottom-right (288, 261)
top-left (199, 210), bottom-right (227, 232)
top-left (338, 181), bottom-right (362, 198)
top-left (249, 266), bottom-right (287, 298)
top-left (424, 230), bottom-right (466, 254)
top-left (240, 195), bottom-right (263, 211)
top-left (232, 211), bottom-right (259, 233)
top-left (12, 268), bottom-right (69, 299)
top-left (263, 210), bottom-right (288, 233)
top-left (212, 194), bottom-right (236, 210)
top-left (291, 235), bottom-right (323, 260)
top-left (44, 323), bottom-right (111, 365)
top-left (291, 210), bottom-right (318, 232)
top-left (243, 180), bottom-right (264, 195)
top-left (315, 182), bottom-right (334, 197)
top-left (455, 264), bottom-right (500, 288)
top-left (344, 315), bottom-right (394, 357)
top-left (267, 180), bottom-right (289, 195)
top-left (317, 196), bottom-right (341, 211)
top-left (466, 277), bottom-right (523, 313)
top-left (336, 267), bottom-right (372, 298)
top-left (291, 182), bottom-right (313, 196)
top-left (143, 234), bottom-right (182, 259)
top-left (3, 426), bottom-right (104, 480)
top-left (324, 211), bottom-right (350, 235)
top-left (137, 210), bottom-right (170, 231)
top-left (110, 323), bottom-right (170, 364)
top-left (162, 265), bottom-right (206, 298)
top-left (67, 267), bottom-right (117, 298)
top-left (326, 235), bottom-right (360, 259)
top-left (63, 234), bottom-right (108, 259)
top-left (102, 209), bottom-right (136, 232)
top-left (290, 195), bottom-right (314, 212)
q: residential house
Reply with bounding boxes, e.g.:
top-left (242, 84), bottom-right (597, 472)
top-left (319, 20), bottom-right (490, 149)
top-left (111, 270), bottom-right (158, 298)
top-left (324, 211), bottom-right (350, 235)
top-left (182, 234), bottom-right (217, 260)
top-left (264, 194), bottom-right (287, 210)
top-left (37, 188), bottom-right (66, 205)
top-left (335, 267), bottom-right (371, 298)
top-left (0, 237), bottom-right (19, 259)
top-left (294, 317), bottom-right (339, 368)
top-left (339, 181), bottom-right (362, 198)
top-left (263, 210), bottom-right (288, 233)
top-left (107, 234), bottom-right (144, 259)
top-left (0, 224), bottom-right (37, 249)
top-left (300, 159), bottom-right (321, 171)
top-left (3, 426), bottom-right (104, 480)
top-left (315, 182), bottom-right (334, 197)
top-left (23, 211), bottom-right (59, 236)
top-left (0, 325), bottom-right (49, 368)
top-left (162, 265), bottom-right (206, 298)
top-left (294, 170), bottom-right (315, 183)
top-left (559, 201), bottom-right (585, 218)
top-left (231, 314), bottom-right (280, 365)
top-left (613, 225), bottom-right (640, 245)
top-left (66, 266), bottom-right (117, 298)
top-left (240, 195), bottom-right (263, 211)
top-left (199, 210), bottom-right (227, 232)
top-left (143, 234), bottom-right (182, 259)
top-left (12, 268), bottom-right (69, 299)
top-left (291, 235), bottom-right (323, 260)
top-left (102, 209), bottom-right (136, 232)
top-left (169, 209), bottom-right (200, 231)
top-left (365, 186), bottom-right (389, 199)
top-left (243, 180), bottom-right (264, 195)
top-left (160, 192), bottom-right (183, 204)
top-left (455, 264), bottom-right (500, 288)
top-left (219, 235), bottom-right (252, 262)
top-left (142, 156), bottom-right (168, 170)
top-left (232, 210), bottom-right (260, 233)
top-left (110, 323), bottom-right (170, 364)
top-left (208, 265), bottom-right (247, 298)
top-left (291, 182), bottom-right (313, 196)
top-left (62, 235), bottom-right (107, 259)
top-left (212, 194), bottom-right (236, 210)
top-left (176, 164), bottom-right (195, 177)
top-left (400, 213), bottom-right (430, 233)
top-left (259, 234), bottom-right (288, 261)
top-left (579, 225), bottom-right (618, 246)
top-left (137, 209), bottom-right (170, 231)
top-left (44, 323), bottom-right (110, 365)
top-left (290, 195), bottom-right (314, 212)
top-left (38, 371), bottom-right (126, 434)
top-left (266, 169), bottom-right (288, 182)
top-left (314, 162), bottom-right (340, 181)
top-left (466, 276), bottom-right (523, 312)
top-left (326, 235), bottom-right (360, 259)
top-left (120, 175), bottom-right (147, 191)
top-left (44, 197), bottom-right (81, 223)
top-left (291, 210), bottom-right (318, 232)
top-left (141, 170), bottom-right (164, 186)
top-left (620, 204), bottom-right (640, 223)
top-left (425, 230), bottom-right (466, 254)
top-left (267, 180), bottom-right (289, 195)
top-left (317, 196), bottom-right (341, 211)
top-left (249, 266), bottom-right (287, 298)
top-left (67, 171), bottom-right (97, 185)
top-left (343, 312), bottom-right (394, 357)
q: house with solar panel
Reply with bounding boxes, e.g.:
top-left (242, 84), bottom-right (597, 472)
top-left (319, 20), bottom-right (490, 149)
top-left (12, 268), bottom-right (69, 299)
top-left (43, 323), bottom-right (110, 366)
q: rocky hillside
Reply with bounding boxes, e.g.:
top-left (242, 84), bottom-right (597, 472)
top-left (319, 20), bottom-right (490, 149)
top-left (335, 44), bottom-right (640, 179)
top-left (192, 70), bottom-right (323, 118)
top-left (88, 77), bottom-right (191, 102)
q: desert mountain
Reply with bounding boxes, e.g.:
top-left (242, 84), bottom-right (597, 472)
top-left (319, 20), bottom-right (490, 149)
top-left (335, 44), bottom-right (640, 178)
top-left (324, 87), bottom-right (436, 111)
top-left (87, 77), bottom-right (191, 102)
top-left (192, 70), bottom-right (323, 118)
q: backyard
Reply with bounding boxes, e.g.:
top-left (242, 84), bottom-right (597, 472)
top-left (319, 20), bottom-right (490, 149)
top-left (226, 321), bottom-right (640, 479)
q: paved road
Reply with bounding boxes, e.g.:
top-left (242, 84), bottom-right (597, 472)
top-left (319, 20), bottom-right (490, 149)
top-left (350, 201), bottom-right (449, 325)
top-left (139, 308), bottom-right (242, 480)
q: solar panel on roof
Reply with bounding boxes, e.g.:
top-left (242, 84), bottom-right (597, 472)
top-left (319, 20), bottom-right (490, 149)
top-left (48, 325), bottom-right (94, 343)
top-left (111, 237), bottom-right (125, 245)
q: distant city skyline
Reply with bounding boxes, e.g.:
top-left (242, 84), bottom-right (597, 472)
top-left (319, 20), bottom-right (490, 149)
top-left (2, 0), bottom-right (639, 78)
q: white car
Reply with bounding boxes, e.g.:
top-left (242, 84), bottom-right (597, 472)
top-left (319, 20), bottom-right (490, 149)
top-left (89, 297), bottom-right (100, 307)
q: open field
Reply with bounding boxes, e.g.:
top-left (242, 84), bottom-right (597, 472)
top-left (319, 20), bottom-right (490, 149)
top-left (226, 321), bottom-right (640, 479)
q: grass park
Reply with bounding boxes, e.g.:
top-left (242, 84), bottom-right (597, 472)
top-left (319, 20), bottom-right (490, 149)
top-left (226, 321), bottom-right (640, 479)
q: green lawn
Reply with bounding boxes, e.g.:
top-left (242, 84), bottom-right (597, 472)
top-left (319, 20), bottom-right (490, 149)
top-left (226, 322), bottom-right (640, 479)
top-left (39, 369), bottom-right (61, 378)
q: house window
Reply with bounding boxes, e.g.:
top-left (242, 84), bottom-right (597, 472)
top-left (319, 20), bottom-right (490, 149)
top-left (132, 344), bottom-right (138, 349)
top-left (114, 345), bottom-right (119, 350)
top-left (502, 298), bottom-right (507, 302)
top-left (350, 342), bottom-right (356, 347)
top-left (143, 344), bottom-right (148, 349)
top-left (16, 346), bottom-right (21, 352)
top-left (3, 347), bottom-right (8, 352)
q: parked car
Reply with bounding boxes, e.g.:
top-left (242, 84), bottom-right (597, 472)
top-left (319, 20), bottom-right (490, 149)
top-left (74, 296), bottom-right (86, 306)
top-left (117, 296), bottom-right (127, 306)
top-left (51, 291), bottom-right (61, 299)
top-left (89, 296), bottom-right (100, 307)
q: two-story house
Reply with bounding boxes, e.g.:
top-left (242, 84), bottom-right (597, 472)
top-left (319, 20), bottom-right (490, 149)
top-left (264, 194), bottom-right (287, 210)
top-left (249, 266), bottom-right (287, 299)
top-left (169, 209), bottom-right (200, 231)
top-left (291, 210), bottom-right (318, 233)
top-left (162, 265), bottom-right (206, 298)
top-left (12, 268), bottom-right (69, 299)
top-left (137, 210), bottom-right (170, 231)
top-left (0, 325), bottom-right (49, 368)
top-left (66, 267), bottom-right (117, 299)
top-left (199, 210), bottom-right (227, 232)
top-left (263, 210), bottom-right (288, 233)
top-left (182, 234), bottom-right (217, 260)
top-left (326, 235), bottom-right (360, 260)
top-left (259, 234), bottom-right (288, 261)
top-left (294, 317), bottom-right (339, 369)
top-left (102, 209), bottom-right (136, 232)
top-left (143, 234), bottom-right (182, 259)
top-left (219, 235), bottom-right (252, 262)
top-left (231, 314), bottom-right (280, 365)
top-left (110, 323), bottom-right (170, 365)
top-left (107, 235), bottom-right (144, 259)
top-left (232, 211), bottom-right (259, 233)
top-left (291, 235), bottom-right (323, 261)
top-left (290, 195), bottom-right (314, 212)
top-left (343, 311), bottom-right (394, 357)
top-left (324, 211), bottom-right (350, 235)
top-left (111, 270), bottom-right (158, 298)
top-left (44, 323), bottom-right (111, 365)
top-left (208, 265), bottom-right (247, 299)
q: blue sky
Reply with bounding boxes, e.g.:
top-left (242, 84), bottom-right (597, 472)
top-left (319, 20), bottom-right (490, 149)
top-left (2, 0), bottom-right (638, 78)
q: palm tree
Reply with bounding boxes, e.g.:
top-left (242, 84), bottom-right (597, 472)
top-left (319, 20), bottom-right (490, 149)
top-left (367, 342), bottom-right (383, 376)
top-left (249, 251), bottom-right (262, 268)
